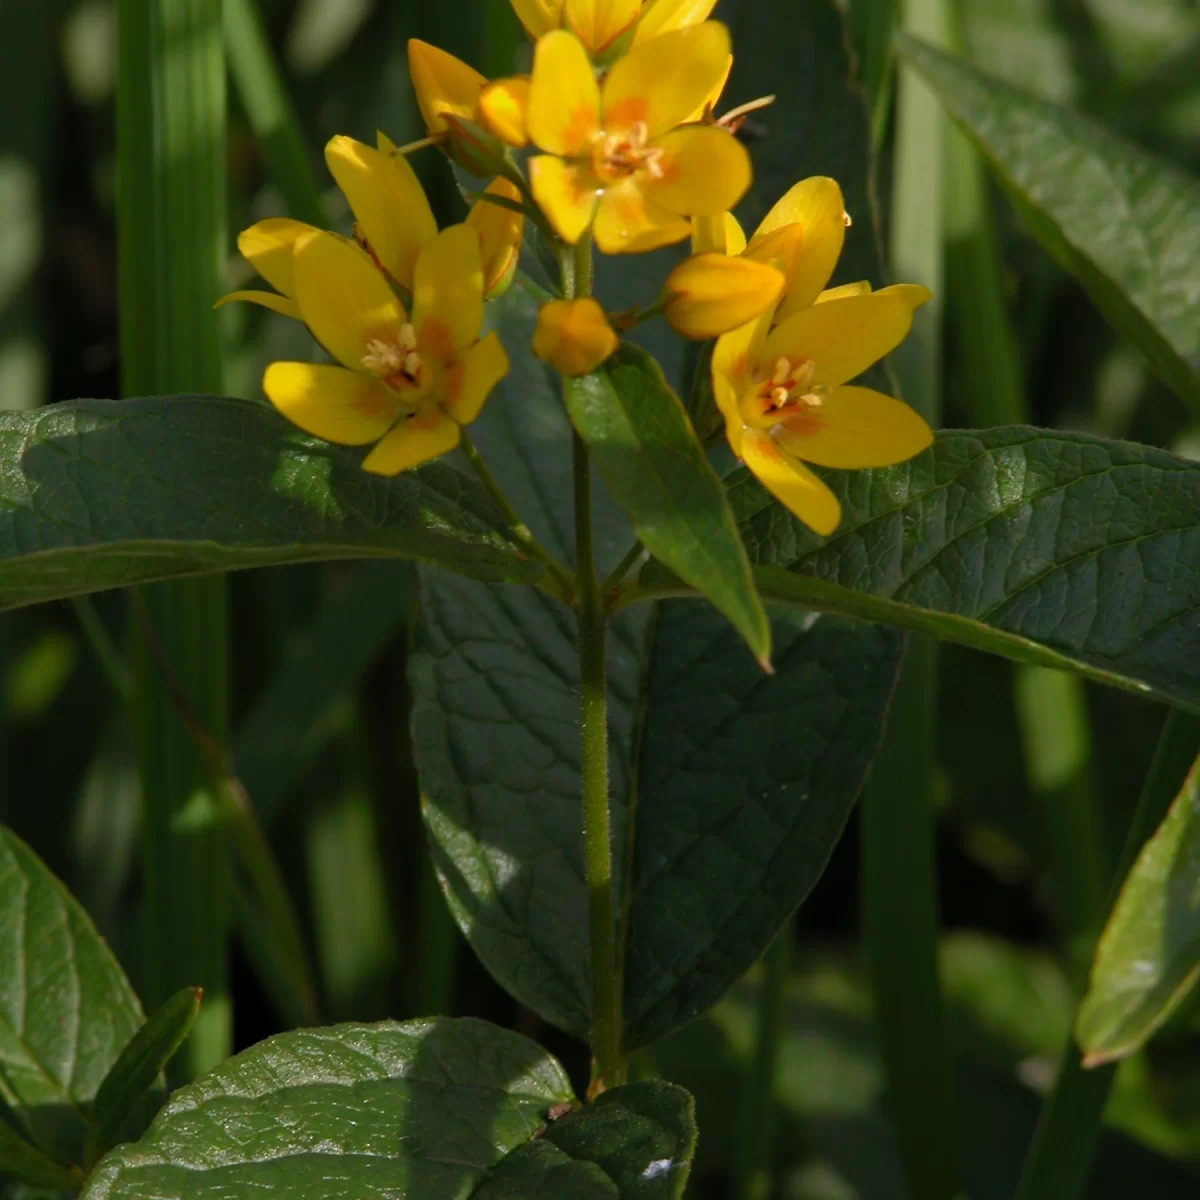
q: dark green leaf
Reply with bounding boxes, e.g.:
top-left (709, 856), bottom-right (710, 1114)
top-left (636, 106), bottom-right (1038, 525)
top-left (83, 987), bottom-right (200, 1167)
top-left (0, 396), bottom-right (537, 613)
top-left (0, 1122), bottom-right (77, 1193)
top-left (721, 428), bottom-right (1200, 712)
top-left (476, 1082), bottom-right (696, 1199)
top-left (896, 33), bottom-right (1200, 412)
top-left (80, 1018), bottom-right (574, 1199)
top-left (0, 827), bottom-right (144, 1164)
top-left (413, 290), bottom-right (901, 1045)
top-left (1077, 754), bottom-right (1200, 1066)
top-left (564, 345), bottom-right (769, 662)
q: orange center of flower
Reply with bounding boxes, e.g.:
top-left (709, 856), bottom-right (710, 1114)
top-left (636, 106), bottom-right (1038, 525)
top-left (361, 323), bottom-right (424, 393)
top-left (590, 121), bottom-right (665, 184)
top-left (741, 355), bottom-right (829, 429)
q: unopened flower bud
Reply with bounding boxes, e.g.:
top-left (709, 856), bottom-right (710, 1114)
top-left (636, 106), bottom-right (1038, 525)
top-left (407, 40), bottom-right (487, 137)
top-left (532, 298), bottom-right (619, 376)
top-left (467, 179), bottom-right (524, 299)
top-left (664, 253), bottom-right (784, 339)
top-left (478, 77), bottom-right (530, 148)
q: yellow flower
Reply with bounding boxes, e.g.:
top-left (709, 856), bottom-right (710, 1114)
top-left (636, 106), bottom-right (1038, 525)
top-left (532, 298), bottom-right (619, 376)
top-left (526, 24), bottom-right (750, 253)
top-left (219, 134), bottom-right (522, 316)
top-left (712, 284), bottom-right (933, 535)
top-left (509, 0), bottom-right (716, 52)
top-left (663, 253), bottom-right (784, 339)
top-left (696, 177), bottom-right (852, 326)
top-left (264, 226), bottom-right (508, 475)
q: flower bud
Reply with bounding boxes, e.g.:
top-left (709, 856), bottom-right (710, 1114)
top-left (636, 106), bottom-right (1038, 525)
top-left (440, 114), bottom-right (513, 179)
top-left (510, 0), bottom-right (564, 37)
top-left (467, 179), bottom-right (524, 299)
top-left (477, 77), bottom-right (530, 148)
top-left (407, 40), bottom-right (487, 136)
top-left (664, 253), bottom-right (784, 339)
top-left (565, 0), bottom-right (640, 61)
top-left (532, 298), bottom-right (619, 376)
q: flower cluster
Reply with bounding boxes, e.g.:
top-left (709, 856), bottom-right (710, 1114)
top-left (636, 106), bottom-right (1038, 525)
top-left (222, 0), bottom-right (932, 534)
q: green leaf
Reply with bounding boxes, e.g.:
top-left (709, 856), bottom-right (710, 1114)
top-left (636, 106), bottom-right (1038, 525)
top-left (720, 428), bottom-right (1200, 713)
top-left (0, 1121), bottom-right (78, 1193)
top-left (896, 32), bottom-right (1200, 412)
top-left (83, 987), bottom-right (200, 1167)
top-left (564, 345), bottom-right (769, 663)
top-left (476, 1082), bottom-right (696, 1199)
top-left (80, 1018), bottom-right (574, 1199)
top-left (413, 289), bottom-right (901, 1045)
top-left (1077, 753), bottom-right (1200, 1066)
top-left (0, 396), bottom-right (537, 613)
top-left (0, 827), bottom-right (145, 1164)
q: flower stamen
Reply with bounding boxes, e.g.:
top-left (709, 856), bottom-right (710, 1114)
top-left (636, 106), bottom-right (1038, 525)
top-left (362, 331), bottom-right (423, 388)
top-left (592, 120), bottom-right (664, 182)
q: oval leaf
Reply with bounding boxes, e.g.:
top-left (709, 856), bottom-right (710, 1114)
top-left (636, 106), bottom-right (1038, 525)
top-left (565, 346), bottom-right (769, 663)
top-left (80, 1018), bottom-right (575, 1199)
top-left (896, 32), bottom-right (1200, 412)
top-left (0, 827), bottom-right (144, 1164)
top-left (0, 396), bottom-right (537, 613)
top-left (1077, 752), bottom-right (1200, 1066)
top-left (723, 428), bottom-right (1200, 712)
top-left (476, 1082), bottom-right (696, 1199)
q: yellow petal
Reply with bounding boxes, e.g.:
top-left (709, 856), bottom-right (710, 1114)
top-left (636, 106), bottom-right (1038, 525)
top-left (740, 429), bottom-right (841, 536)
top-left (602, 21), bottom-right (731, 138)
top-left (511, 0), bottom-right (564, 37)
top-left (361, 410), bottom-right (461, 475)
top-left (592, 178), bottom-right (690, 254)
top-left (772, 385), bottom-right (933, 469)
top-left (879, 282), bottom-right (933, 310)
top-left (712, 307), bottom-right (772, 452)
top-left (817, 281), bottom-right (872, 302)
top-left (765, 289), bottom-right (920, 388)
top-left (634, 0), bottom-right (718, 42)
top-left (445, 331), bottom-right (509, 425)
top-left (529, 155), bottom-right (599, 245)
top-left (528, 30), bottom-right (602, 156)
top-left (236, 218), bottom-right (317, 298)
top-left (750, 176), bottom-right (847, 319)
top-left (292, 231), bottom-right (405, 371)
top-left (643, 124), bottom-right (751, 217)
top-left (664, 254), bottom-right (784, 339)
top-left (684, 52), bottom-right (731, 122)
top-left (565, 0), bottom-right (641, 55)
top-left (324, 135), bottom-right (436, 292)
top-left (467, 179), bottom-right (525, 298)
top-left (691, 210), bottom-right (746, 255)
top-left (532, 297), bottom-right (619, 376)
top-left (741, 224), bottom-right (805, 281)
top-left (213, 289), bottom-right (302, 321)
top-left (411, 225), bottom-right (485, 362)
top-left (263, 362), bottom-right (402, 445)
top-left (478, 77), bottom-right (530, 147)
top-left (406, 39), bottom-right (487, 135)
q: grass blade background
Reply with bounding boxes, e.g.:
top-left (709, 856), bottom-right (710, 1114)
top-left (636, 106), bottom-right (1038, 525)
top-left (117, 0), bottom-right (232, 1079)
top-left (860, 0), bottom-right (958, 1195)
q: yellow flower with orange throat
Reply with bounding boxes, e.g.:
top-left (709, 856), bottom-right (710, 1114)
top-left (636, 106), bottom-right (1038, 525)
top-left (526, 22), bottom-right (749, 254)
top-left (711, 178), bottom-right (934, 536)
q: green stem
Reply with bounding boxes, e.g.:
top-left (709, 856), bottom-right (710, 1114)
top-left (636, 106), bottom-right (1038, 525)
top-left (1014, 708), bottom-right (1200, 1200)
top-left (601, 541), bottom-right (646, 597)
top-left (70, 597), bottom-right (132, 703)
top-left (574, 428), bottom-right (623, 1092)
top-left (734, 923), bottom-right (791, 1200)
top-left (458, 430), bottom-right (575, 600)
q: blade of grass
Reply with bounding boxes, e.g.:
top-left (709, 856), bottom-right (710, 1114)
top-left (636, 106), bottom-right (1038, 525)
top-left (733, 923), bottom-right (791, 1200)
top-left (861, 0), bottom-right (956, 1196)
top-left (849, 0), bottom-right (900, 148)
top-left (117, 0), bottom-right (232, 1080)
top-left (941, 7), bottom-right (1106, 978)
top-left (1015, 709), bottom-right (1200, 1200)
top-left (224, 0), bottom-right (326, 227)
